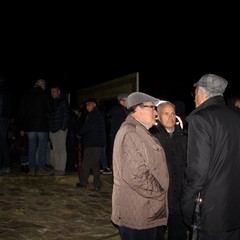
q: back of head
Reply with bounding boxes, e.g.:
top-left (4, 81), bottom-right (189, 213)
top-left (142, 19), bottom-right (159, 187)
top-left (193, 74), bottom-right (228, 96)
top-left (35, 79), bottom-right (46, 90)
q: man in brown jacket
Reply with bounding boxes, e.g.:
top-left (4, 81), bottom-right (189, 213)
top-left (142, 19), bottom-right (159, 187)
top-left (111, 92), bottom-right (169, 240)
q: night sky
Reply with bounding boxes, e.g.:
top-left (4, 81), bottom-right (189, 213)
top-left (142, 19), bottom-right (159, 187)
top-left (3, 42), bottom-right (239, 115)
top-left (1, 5), bottom-right (239, 115)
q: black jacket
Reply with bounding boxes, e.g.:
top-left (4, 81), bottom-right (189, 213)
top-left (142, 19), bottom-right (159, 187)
top-left (150, 122), bottom-right (187, 215)
top-left (108, 103), bottom-right (127, 144)
top-left (49, 96), bottom-right (70, 133)
top-left (18, 86), bottom-right (50, 132)
top-left (78, 107), bottom-right (106, 148)
top-left (181, 96), bottom-right (240, 231)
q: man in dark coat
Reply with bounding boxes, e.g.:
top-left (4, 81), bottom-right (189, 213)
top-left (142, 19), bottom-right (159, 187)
top-left (18, 79), bottom-right (50, 176)
top-left (181, 74), bottom-right (240, 239)
top-left (76, 98), bottom-right (106, 190)
top-left (150, 101), bottom-right (188, 240)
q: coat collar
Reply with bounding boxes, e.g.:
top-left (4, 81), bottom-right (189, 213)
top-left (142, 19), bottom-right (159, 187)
top-left (186, 96), bottom-right (225, 123)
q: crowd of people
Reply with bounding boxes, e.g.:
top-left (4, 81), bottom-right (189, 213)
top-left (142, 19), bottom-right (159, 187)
top-left (0, 75), bottom-right (129, 187)
top-left (1, 72), bottom-right (240, 240)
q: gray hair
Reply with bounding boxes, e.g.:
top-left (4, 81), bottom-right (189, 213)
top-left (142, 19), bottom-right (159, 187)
top-left (198, 86), bottom-right (220, 98)
top-left (157, 101), bottom-right (175, 113)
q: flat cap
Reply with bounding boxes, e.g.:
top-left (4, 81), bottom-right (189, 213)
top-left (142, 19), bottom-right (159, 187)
top-left (127, 92), bottom-right (159, 109)
top-left (193, 74), bottom-right (228, 95)
top-left (117, 93), bottom-right (128, 100)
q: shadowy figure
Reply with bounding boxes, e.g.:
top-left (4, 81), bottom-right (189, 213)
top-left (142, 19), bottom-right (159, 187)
top-left (18, 79), bottom-right (50, 176)
top-left (0, 73), bottom-right (12, 175)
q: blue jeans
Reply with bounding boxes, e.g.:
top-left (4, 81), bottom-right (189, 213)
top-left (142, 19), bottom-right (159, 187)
top-left (100, 145), bottom-right (109, 169)
top-left (36, 140), bottom-right (51, 165)
top-left (28, 132), bottom-right (48, 169)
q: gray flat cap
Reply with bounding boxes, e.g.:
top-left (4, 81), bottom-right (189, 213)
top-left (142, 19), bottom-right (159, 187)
top-left (193, 74), bottom-right (228, 95)
top-left (127, 92), bottom-right (159, 109)
top-left (117, 93), bottom-right (128, 100)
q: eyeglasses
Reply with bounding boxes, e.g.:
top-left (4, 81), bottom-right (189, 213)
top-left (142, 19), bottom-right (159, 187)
top-left (191, 87), bottom-right (198, 97)
top-left (141, 105), bottom-right (157, 111)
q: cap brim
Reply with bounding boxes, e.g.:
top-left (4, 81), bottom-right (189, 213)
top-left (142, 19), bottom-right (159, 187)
top-left (193, 82), bottom-right (199, 87)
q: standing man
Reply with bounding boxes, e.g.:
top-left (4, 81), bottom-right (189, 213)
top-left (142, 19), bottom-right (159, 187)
top-left (18, 79), bottom-right (50, 176)
top-left (49, 85), bottom-right (70, 175)
top-left (150, 101), bottom-right (188, 240)
top-left (181, 74), bottom-right (240, 239)
top-left (76, 98), bottom-right (106, 190)
top-left (111, 92), bottom-right (169, 240)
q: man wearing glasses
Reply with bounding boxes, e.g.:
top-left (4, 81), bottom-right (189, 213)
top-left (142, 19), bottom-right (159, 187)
top-left (111, 92), bottom-right (169, 240)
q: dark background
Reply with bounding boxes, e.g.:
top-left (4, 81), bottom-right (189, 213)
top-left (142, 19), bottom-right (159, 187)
top-left (1, 4), bottom-right (239, 116)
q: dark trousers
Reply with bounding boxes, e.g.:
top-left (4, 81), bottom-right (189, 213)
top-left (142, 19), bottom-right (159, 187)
top-left (198, 228), bottom-right (240, 240)
top-left (167, 214), bottom-right (188, 240)
top-left (80, 147), bottom-right (101, 187)
top-left (119, 225), bottom-right (166, 240)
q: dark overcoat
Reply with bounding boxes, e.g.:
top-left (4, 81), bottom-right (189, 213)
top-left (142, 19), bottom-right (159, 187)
top-left (181, 96), bottom-right (240, 232)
